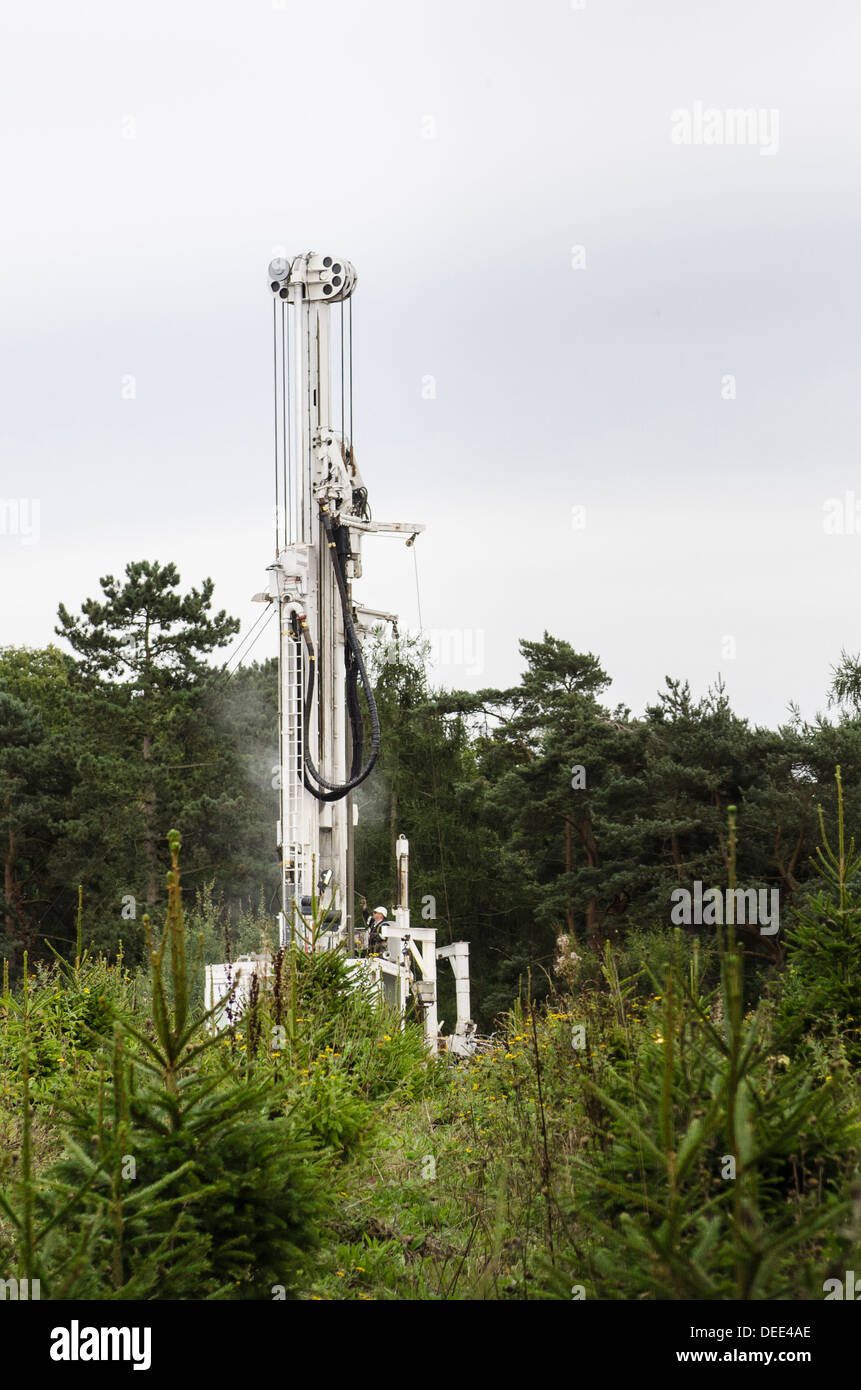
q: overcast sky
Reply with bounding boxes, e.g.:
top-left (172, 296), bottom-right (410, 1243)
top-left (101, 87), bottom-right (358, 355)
top-left (2, 0), bottom-right (860, 728)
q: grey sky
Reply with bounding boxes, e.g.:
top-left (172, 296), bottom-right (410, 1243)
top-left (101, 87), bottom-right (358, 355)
top-left (2, 0), bottom-right (860, 727)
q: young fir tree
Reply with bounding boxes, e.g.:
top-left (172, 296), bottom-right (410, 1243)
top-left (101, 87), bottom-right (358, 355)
top-left (31, 831), bottom-right (326, 1299)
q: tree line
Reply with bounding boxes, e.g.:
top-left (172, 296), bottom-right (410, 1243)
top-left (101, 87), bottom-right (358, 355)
top-left (3, 558), bottom-right (861, 1025)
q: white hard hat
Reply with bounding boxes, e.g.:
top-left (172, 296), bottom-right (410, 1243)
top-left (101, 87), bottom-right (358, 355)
top-left (373, 906), bottom-right (388, 918)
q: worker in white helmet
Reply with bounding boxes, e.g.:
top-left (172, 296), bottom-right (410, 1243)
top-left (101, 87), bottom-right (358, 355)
top-left (359, 898), bottom-right (389, 952)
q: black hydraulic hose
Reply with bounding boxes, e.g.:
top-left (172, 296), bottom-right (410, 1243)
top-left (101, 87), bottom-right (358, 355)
top-left (293, 508), bottom-right (381, 800)
top-left (319, 505), bottom-right (381, 781)
top-left (334, 519), bottom-right (363, 776)
top-left (345, 648), bottom-right (363, 777)
top-left (292, 616), bottom-right (363, 784)
top-left (295, 616), bottom-right (374, 800)
top-left (292, 613), bottom-right (350, 802)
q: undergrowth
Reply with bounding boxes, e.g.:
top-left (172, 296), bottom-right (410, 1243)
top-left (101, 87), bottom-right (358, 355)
top-left (2, 779), bottom-right (861, 1299)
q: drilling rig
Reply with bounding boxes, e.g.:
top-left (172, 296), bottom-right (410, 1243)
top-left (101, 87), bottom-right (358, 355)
top-left (206, 251), bottom-right (474, 1053)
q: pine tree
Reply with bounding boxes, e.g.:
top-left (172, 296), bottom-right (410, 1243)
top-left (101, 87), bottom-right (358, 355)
top-left (56, 561), bottom-right (239, 907)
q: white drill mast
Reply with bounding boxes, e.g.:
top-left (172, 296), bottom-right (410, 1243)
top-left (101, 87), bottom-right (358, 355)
top-left (260, 251), bottom-right (422, 951)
